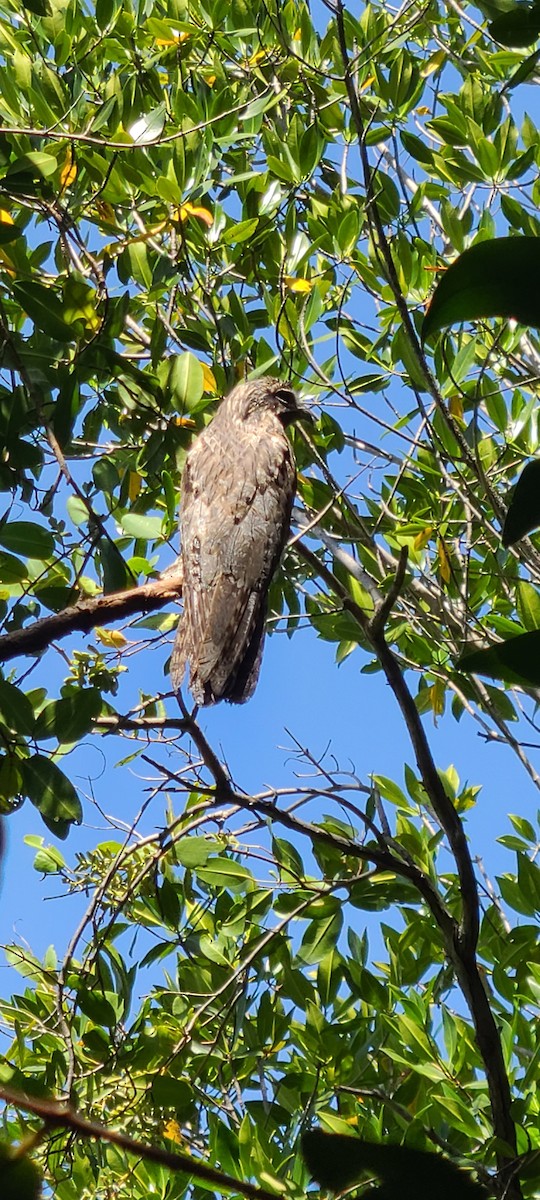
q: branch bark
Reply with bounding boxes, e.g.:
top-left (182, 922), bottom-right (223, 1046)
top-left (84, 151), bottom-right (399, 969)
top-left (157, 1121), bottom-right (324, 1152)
top-left (0, 1084), bottom-right (281, 1200)
top-left (295, 536), bottom-right (520, 1197)
top-left (0, 575), bottom-right (182, 664)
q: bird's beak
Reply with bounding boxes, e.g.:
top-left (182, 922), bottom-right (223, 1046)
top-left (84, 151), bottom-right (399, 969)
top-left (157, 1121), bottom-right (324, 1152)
top-left (288, 400), bottom-right (316, 426)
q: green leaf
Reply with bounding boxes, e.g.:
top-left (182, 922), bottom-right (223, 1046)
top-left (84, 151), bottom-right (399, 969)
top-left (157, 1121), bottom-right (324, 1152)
top-left (458, 629), bottom-right (540, 685)
top-left (0, 551), bottom-right (28, 583)
top-left (21, 0), bottom-right (50, 14)
top-left (516, 580), bottom-right (540, 630)
top-left (98, 539), bottom-right (132, 593)
top-left (298, 901), bottom-right (342, 965)
top-left (221, 218), bottom-right (259, 246)
top-left (0, 680), bottom-right (35, 736)
top-left (151, 1076), bottom-right (192, 1109)
top-left (11, 280), bottom-right (77, 342)
top-left (502, 459), bottom-right (540, 546)
top-left (128, 104), bottom-right (166, 145)
top-left (175, 836), bottom-right (212, 868)
top-left (0, 1143), bottom-right (42, 1200)
top-left (0, 222), bottom-right (22, 245)
top-left (120, 512), bottom-right (163, 540)
top-left (168, 352), bottom-right (205, 410)
top-left (196, 856), bottom-right (252, 889)
top-left (66, 495), bottom-right (89, 526)
top-left (34, 690), bottom-right (102, 743)
top-left (0, 520), bottom-right (54, 559)
top-left (301, 1131), bottom-right (486, 1199)
top-left (27, 835), bottom-right (66, 873)
top-left (489, 6), bottom-right (540, 46)
top-left (77, 987), bottom-right (117, 1026)
top-left (422, 237), bottom-right (540, 340)
top-left (5, 151), bottom-right (57, 180)
top-left (21, 754), bottom-right (83, 831)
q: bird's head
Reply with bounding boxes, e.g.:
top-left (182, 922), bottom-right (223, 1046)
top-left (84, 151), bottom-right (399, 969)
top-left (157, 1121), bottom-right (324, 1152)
top-left (234, 377), bottom-right (315, 427)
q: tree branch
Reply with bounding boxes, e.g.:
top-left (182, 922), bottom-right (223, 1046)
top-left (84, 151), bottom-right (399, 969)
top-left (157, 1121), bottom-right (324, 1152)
top-left (295, 537), bottom-right (519, 1196)
top-left (0, 575), bottom-right (182, 664)
top-left (0, 1084), bottom-right (282, 1200)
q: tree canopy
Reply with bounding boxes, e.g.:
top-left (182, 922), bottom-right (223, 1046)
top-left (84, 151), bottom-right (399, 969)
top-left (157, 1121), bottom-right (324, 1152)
top-left (0, 0), bottom-right (539, 1198)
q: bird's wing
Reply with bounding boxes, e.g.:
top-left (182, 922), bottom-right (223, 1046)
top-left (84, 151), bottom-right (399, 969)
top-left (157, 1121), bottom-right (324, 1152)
top-left (174, 423), bottom-right (295, 703)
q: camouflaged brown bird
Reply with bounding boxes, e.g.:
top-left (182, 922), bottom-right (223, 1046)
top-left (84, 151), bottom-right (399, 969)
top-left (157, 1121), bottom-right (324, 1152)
top-left (170, 378), bottom-right (311, 705)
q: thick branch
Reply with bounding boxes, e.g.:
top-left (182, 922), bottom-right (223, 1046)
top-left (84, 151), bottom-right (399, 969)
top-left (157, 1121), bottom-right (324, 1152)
top-left (296, 538), bottom-right (519, 1194)
top-left (0, 575), bottom-right (182, 664)
top-left (0, 1084), bottom-right (280, 1200)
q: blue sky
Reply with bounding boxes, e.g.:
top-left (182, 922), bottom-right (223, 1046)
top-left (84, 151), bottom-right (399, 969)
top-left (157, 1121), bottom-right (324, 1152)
top-left (1, 601), bottom-right (536, 1004)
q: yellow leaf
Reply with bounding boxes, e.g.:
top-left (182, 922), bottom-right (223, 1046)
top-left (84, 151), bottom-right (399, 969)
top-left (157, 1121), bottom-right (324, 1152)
top-left (421, 50), bottom-right (446, 78)
top-left (248, 49), bottom-right (266, 65)
top-left (59, 148), bottom-right (77, 192)
top-left (0, 209), bottom-right (14, 225)
top-left (174, 415), bottom-right (196, 428)
top-left (0, 248), bottom-right (16, 277)
top-left (429, 679), bottom-right (445, 718)
top-left (413, 526), bottom-right (433, 551)
top-left (202, 364), bottom-right (216, 392)
top-left (95, 628), bottom-right (128, 648)
top-left (359, 74), bottom-right (375, 93)
top-left (95, 200), bottom-right (116, 224)
top-left (164, 1119), bottom-right (183, 1144)
top-left (128, 471), bottom-right (142, 502)
top-left (448, 394), bottom-right (464, 421)
top-left (284, 276), bottom-right (313, 294)
top-left (437, 537), bottom-right (451, 584)
top-left (155, 29), bottom-right (189, 45)
top-left (204, 73), bottom-right (216, 85)
top-left (177, 202), bottom-right (213, 228)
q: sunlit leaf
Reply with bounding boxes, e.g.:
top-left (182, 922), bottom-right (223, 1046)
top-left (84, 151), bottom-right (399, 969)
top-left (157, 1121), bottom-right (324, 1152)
top-left (128, 104), bottom-right (166, 144)
top-left (59, 147), bottom-right (77, 191)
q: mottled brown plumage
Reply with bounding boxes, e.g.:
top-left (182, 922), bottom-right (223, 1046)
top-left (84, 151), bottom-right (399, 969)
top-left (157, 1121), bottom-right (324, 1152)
top-left (170, 378), bottom-right (308, 705)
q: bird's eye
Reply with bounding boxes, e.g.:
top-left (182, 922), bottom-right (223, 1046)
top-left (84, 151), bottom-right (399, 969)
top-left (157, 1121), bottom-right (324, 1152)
top-left (275, 387), bottom-right (296, 406)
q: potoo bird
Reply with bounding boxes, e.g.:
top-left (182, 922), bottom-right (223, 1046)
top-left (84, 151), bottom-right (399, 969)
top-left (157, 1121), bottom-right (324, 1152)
top-left (170, 377), bottom-right (311, 706)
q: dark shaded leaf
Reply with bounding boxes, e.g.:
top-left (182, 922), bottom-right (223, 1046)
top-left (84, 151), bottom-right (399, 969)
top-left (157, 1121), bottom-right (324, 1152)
top-left (422, 237), bottom-right (540, 340)
top-left (0, 1142), bottom-right (42, 1200)
top-left (0, 551), bottom-right (28, 583)
top-left (458, 629), bottom-right (540, 685)
top-left (0, 680), bottom-right (35, 736)
top-left (98, 539), bottom-right (133, 593)
top-left (489, 6), bottom-right (540, 46)
top-left (22, 0), bottom-right (50, 13)
top-left (34, 690), bottom-right (102, 743)
top-left (0, 222), bottom-right (22, 244)
top-left (501, 459), bottom-right (540, 545)
top-left (301, 1131), bottom-right (487, 1199)
top-left (11, 280), bottom-right (76, 342)
top-left (21, 754), bottom-right (83, 831)
top-left (0, 520), bottom-right (54, 559)
top-left (151, 1076), bottom-right (192, 1109)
